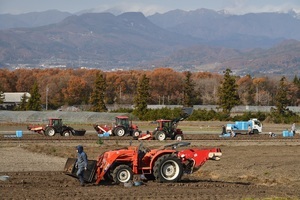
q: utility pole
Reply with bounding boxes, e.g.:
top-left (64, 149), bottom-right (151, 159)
top-left (46, 85), bottom-right (49, 110)
top-left (256, 85), bottom-right (259, 105)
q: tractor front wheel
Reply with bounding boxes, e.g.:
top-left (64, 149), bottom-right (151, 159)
top-left (63, 130), bottom-right (71, 137)
top-left (155, 131), bottom-right (166, 141)
top-left (133, 131), bottom-right (140, 137)
top-left (174, 134), bottom-right (183, 141)
top-left (112, 165), bottom-right (133, 184)
top-left (114, 127), bottom-right (126, 137)
top-left (153, 154), bottom-right (183, 183)
top-left (45, 127), bottom-right (56, 137)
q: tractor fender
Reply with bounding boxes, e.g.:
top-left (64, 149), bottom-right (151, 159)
top-left (131, 124), bottom-right (139, 130)
top-left (175, 129), bottom-right (183, 134)
top-left (148, 150), bottom-right (177, 170)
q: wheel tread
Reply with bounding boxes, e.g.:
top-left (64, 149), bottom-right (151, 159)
top-left (153, 154), bottom-right (183, 183)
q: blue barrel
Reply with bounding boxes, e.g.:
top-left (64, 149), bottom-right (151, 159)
top-left (98, 132), bottom-right (110, 137)
top-left (16, 130), bottom-right (23, 138)
top-left (282, 130), bottom-right (292, 137)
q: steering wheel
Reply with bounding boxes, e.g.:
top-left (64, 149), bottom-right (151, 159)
top-left (138, 141), bottom-right (150, 153)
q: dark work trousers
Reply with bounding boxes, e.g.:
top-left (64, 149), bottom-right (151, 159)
top-left (76, 167), bottom-right (85, 185)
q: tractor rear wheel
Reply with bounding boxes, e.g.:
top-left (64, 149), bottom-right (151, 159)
top-left (155, 131), bottom-right (166, 141)
top-left (112, 165), bottom-right (133, 184)
top-left (153, 154), bottom-right (183, 183)
top-left (45, 127), bottom-right (56, 137)
top-left (114, 127), bottom-right (126, 137)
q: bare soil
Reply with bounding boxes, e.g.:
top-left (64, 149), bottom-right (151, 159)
top-left (1, 123), bottom-right (300, 200)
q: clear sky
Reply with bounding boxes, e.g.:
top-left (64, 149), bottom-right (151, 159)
top-left (1, 0), bottom-right (300, 15)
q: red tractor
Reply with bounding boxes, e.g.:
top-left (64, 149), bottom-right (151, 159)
top-left (153, 119), bottom-right (184, 140)
top-left (138, 107), bottom-right (193, 141)
top-left (94, 115), bottom-right (141, 137)
top-left (27, 118), bottom-right (85, 136)
top-left (64, 142), bottom-right (222, 184)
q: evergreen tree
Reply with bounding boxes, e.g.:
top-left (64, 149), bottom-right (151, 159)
top-left (183, 71), bottom-right (196, 107)
top-left (90, 72), bottom-right (107, 112)
top-left (16, 93), bottom-right (28, 111)
top-left (217, 68), bottom-right (240, 113)
top-left (26, 82), bottom-right (41, 111)
top-left (274, 76), bottom-right (290, 114)
top-left (293, 75), bottom-right (300, 102)
top-left (134, 74), bottom-right (150, 116)
top-left (293, 75), bottom-right (300, 86)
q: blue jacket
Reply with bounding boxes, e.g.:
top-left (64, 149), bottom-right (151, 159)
top-left (75, 145), bottom-right (88, 169)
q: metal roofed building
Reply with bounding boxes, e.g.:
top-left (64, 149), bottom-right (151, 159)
top-left (1, 92), bottom-right (31, 110)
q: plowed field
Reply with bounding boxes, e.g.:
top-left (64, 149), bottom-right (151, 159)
top-left (1, 124), bottom-right (300, 200)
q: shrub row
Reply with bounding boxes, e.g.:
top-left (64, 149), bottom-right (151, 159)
top-left (111, 107), bottom-right (299, 123)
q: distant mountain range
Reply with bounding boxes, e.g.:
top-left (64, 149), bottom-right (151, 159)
top-left (0, 10), bottom-right (72, 29)
top-left (148, 9), bottom-right (300, 49)
top-left (0, 9), bottom-right (300, 76)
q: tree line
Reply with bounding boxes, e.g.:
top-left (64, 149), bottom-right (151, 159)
top-left (0, 67), bottom-right (300, 122)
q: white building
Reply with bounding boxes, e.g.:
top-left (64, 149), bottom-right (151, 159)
top-left (1, 92), bottom-right (31, 109)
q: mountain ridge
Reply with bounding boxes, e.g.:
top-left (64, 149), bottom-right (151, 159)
top-left (0, 9), bottom-right (300, 76)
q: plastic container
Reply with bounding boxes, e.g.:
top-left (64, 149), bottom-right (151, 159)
top-left (219, 133), bottom-right (231, 138)
top-left (98, 132), bottom-right (110, 137)
top-left (16, 130), bottom-right (23, 138)
top-left (134, 181), bottom-right (143, 186)
top-left (282, 130), bottom-right (293, 137)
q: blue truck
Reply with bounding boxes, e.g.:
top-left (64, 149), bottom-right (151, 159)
top-left (226, 118), bottom-right (263, 135)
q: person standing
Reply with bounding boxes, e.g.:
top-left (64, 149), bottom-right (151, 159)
top-left (221, 125), bottom-right (226, 135)
top-left (230, 126), bottom-right (236, 137)
top-left (75, 145), bottom-right (88, 186)
top-left (248, 125), bottom-right (252, 134)
top-left (291, 123), bottom-right (296, 135)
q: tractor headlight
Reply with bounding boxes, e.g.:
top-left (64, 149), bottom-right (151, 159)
top-left (180, 154), bottom-right (186, 161)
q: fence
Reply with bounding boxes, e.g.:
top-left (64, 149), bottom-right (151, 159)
top-left (1, 105), bottom-right (299, 124)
